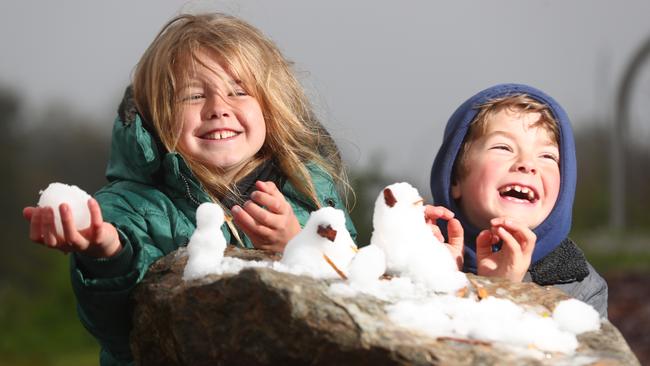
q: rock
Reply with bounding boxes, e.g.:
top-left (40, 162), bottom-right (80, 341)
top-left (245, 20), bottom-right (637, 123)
top-left (130, 247), bottom-right (639, 366)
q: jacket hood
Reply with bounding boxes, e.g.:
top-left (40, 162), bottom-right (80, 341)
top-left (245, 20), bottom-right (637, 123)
top-left (430, 83), bottom-right (577, 272)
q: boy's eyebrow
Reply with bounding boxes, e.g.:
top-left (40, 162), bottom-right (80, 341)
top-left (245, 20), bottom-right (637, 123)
top-left (484, 130), bottom-right (559, 147)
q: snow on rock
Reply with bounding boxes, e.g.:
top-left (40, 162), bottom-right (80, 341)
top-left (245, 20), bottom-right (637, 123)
top-left (37, 182), bottom-right (92, 236)
top-left (553, 298), bottom-right (601, 334)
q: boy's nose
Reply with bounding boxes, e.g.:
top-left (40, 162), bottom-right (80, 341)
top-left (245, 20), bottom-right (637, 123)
top-left (513, 160), bottom-right (537, 174)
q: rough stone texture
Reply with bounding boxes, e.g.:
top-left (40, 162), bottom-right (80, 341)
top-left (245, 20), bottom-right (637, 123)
top-left (131, 247), bottom-right (639, 366)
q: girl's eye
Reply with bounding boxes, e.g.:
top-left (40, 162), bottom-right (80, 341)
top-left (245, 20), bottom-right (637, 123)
top-left (180, 94), bottom-right (205, 102)
top-left (228, 89), bottom-right (248, 97)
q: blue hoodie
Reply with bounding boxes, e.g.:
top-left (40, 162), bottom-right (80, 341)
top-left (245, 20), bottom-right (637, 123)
top-left (430, 83), bottom-right (576, 273)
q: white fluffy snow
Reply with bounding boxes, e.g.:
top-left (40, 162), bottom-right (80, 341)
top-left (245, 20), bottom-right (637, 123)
top-left (174, 182), bottom-right (602, 355)
top-left (347, 244), bottom-right (386, 286)
top-left (183, 202), bottom-right (228, 280)
top-left (281, 206), bottom-right (358, 279)
top-left (37, 182), bottom-right (92, 236)
top-left (553, 298), bottom-right (601, 334)
top-left (329, 273), bottom-right (601, 355)
top-left (369, 182), bottom-right (467, 293)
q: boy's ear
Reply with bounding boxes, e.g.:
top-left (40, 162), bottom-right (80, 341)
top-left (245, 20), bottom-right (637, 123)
top-left (451, 181), bottom-right (462, 199)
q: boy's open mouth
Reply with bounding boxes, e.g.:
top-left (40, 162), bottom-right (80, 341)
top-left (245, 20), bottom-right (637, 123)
top-left (498, 184), bottom-right (538, 203)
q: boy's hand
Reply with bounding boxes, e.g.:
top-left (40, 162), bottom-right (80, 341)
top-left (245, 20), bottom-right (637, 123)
top-left (475, 217), bottom-right (535, 282)
top-left (231, 180), bottom-right (301, 253)
top-left (23, 198), bottom-right (122, 258)
top-left (424, 205), bottom-right (464, 270)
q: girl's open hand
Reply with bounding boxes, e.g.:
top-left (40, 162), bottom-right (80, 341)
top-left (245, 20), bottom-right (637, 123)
top-left (424, 205), bottom-right (464, 270)
top-left (475, 217), bottom-right (535, 282)
top-left (231, 180), bottom-right (301, 253)
top-left (23, 198), bottom-right (121, 258)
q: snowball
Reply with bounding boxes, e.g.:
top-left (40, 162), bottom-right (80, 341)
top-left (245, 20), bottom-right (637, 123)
top-left (37, 182), bottom-right (92, 236)
top-left (347, 244), bottom-right (386, 285)
top-left (553, 299), bottom-right (601, 334)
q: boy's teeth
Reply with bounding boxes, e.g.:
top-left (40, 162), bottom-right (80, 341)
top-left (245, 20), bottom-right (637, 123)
top-left (499, 184), bottom-right (538, 202)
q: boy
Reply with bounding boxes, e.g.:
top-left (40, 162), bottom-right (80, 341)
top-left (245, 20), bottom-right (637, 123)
top-left (429, 83), bottom-right (608, 317)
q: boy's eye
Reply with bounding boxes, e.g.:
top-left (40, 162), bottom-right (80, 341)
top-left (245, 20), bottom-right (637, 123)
top-left (490, 144), bottom-right (512, 152)
top-left (541, 153), bottom-right (559, 163)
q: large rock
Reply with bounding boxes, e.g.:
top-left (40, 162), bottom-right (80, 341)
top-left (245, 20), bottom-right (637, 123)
top-left (131, 247), bottom-right (639, 365)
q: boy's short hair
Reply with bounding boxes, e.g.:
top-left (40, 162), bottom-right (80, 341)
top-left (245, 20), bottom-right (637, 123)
top-left (452, 94), bottom-right (560, 182)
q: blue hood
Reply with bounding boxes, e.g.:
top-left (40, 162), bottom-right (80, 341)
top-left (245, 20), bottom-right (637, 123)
top-left (430, 83), bottom-right (577, 273)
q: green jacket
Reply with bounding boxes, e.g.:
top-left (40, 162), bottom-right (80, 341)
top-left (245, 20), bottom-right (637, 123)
top-left (70, 114), bottom-right (357, 365)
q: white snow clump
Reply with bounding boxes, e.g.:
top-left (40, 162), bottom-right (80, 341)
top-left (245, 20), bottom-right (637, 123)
top-left (281, 206), bottom-right (358, 279)
top-left (37, 182), bottom-right (92, 236)
top-left (183, 202), bottom-right (228, 280)
top-left (369, 182), bottom-right (467, 292)
top-left (552, 298), bottom-right (601, 334)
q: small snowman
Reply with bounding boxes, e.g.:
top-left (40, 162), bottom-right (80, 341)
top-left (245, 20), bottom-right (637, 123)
top-left (281, 207), bottom-right (357, 279)
top-left (183, 202), bottom-right (228, 280)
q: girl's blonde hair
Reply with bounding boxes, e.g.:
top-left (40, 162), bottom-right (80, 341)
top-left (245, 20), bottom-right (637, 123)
top-left (132, 13), bottom-right (348, 207)
top-left (453, 94), bottom-right (560, 180)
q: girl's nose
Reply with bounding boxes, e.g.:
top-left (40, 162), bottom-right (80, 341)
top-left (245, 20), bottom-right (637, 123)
top-left (204, 93), bottom-right (230, 120)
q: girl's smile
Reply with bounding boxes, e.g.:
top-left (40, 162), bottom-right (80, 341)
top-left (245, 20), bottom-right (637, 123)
top-left (176, 50), bottom-right (266, 178)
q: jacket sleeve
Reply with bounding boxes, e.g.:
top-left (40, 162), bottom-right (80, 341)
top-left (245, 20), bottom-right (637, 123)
top-left (70, 189), bottom-right (168, 362)
top-left (288, 163), bottom-right (358, 242)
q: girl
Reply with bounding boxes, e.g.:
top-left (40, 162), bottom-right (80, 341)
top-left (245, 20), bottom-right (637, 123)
top-left (23, 13), bottom-right (356, 365)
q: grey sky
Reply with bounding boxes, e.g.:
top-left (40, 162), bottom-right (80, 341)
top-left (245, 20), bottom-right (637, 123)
top-left (1, 0), bottom-right (649, 195)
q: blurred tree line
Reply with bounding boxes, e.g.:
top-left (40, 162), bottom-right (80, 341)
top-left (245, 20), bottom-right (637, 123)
top-left (0, 84), bottom-right (648, 364)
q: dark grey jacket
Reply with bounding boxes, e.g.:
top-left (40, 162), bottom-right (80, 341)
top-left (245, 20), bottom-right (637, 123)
top-left (524, 238), bottom-right (608, 318)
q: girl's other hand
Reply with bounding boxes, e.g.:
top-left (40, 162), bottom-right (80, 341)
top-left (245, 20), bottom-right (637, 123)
top-left (23, 198), bottom-right (122, 258)
top-left (231, 180), bottom-right (301, 253)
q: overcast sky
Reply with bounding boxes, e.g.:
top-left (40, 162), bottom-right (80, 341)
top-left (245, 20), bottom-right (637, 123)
top-left (1, 0), bottom-right (649, 195)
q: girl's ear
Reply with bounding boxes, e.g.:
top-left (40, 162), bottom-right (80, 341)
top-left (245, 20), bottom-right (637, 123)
top-left (451, 180), bottom-right (462, 200)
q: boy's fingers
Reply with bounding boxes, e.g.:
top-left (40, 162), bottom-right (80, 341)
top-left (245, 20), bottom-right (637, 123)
top-left (492, 226), bottom-right (521, 256)
top-left (493, 218), bottom-right (536, 254)
top-left (424, 205), bottom-right (455, 221)
top-left (475, 230), bottom-right (494, 258)
top-left (429, 224), bottom-right (444, 242)
top-left (447, 218), bottom-right (464, 249)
